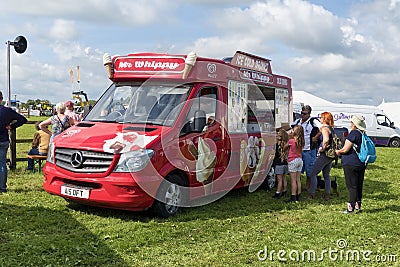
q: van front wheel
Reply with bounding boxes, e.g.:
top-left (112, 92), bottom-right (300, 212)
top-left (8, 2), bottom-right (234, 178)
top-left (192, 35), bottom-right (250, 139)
top-left (261, 166), bottom-right (276, 190)
top-left (389, 137), bottom-right (400, 148)
top-left (151, 174), bottom-right (187, 218)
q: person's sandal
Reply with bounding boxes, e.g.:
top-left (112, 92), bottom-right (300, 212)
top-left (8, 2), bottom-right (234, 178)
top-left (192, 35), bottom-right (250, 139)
top-left (342, 203), bottom-right (354, 214)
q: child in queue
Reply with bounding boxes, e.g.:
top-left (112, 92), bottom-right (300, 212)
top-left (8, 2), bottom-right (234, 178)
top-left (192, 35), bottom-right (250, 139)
top-left (287, 125), bottom-right (305, 202)
top-left (272, 129), bottom-right (289, 199)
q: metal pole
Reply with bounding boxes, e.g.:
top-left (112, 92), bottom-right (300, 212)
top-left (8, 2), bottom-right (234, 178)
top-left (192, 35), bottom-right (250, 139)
top-left (6, 40), bottom-right (11, 107)
top-left (6, 40), bottom-right (16, 169)
top-left (5, 36), bottom-right (27, 170)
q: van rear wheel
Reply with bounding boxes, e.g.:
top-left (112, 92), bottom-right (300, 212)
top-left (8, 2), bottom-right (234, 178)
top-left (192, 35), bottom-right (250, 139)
top-left (151, 174), bottom-right (187, 218)
top-left (389, 137), bottom-right (400, 148)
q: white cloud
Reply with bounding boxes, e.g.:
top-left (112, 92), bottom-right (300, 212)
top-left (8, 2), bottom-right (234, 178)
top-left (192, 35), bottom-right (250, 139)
top-left (189, 36), bottom-right (268, 59)
top-left (0, 0), bottom-right (178, 26)
top-left (49, 19), bottom-right (78, 41)
top-left (341, 20), bottom-right (365, 46)
top-left (2, 0), bottom-right (400, 106)
top-left (210, 0), bottom-right (344, 54)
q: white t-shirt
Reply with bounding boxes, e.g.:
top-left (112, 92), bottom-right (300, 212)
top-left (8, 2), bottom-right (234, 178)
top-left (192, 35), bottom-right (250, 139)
top-left (290, 117), bottom-right (321, 151)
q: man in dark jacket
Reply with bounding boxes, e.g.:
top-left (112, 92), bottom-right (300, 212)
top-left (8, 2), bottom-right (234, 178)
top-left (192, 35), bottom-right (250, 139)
top-left (0, 91), bottom-right (27, 193)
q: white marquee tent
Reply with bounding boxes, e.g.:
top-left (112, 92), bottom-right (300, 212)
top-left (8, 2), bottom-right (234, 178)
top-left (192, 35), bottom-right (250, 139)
top-left (292, 91), bottom-right (334, 106)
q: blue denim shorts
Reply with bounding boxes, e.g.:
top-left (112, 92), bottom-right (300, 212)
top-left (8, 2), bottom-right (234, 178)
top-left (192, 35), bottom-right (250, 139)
top-left (275, 165), bottom-right (288, 175)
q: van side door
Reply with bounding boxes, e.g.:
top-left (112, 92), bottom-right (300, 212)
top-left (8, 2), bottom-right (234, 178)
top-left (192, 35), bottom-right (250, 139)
top-left (179, 86), bottom-right (226, 192)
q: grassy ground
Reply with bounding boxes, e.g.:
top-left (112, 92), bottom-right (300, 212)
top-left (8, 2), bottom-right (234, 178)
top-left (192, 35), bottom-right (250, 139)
top-left (1, 122), bottom-right (399, 266)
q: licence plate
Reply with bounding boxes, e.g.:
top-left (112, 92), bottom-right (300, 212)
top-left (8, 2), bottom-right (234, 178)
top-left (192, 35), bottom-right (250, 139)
top-left (61, 184), bottom-right (90, 199)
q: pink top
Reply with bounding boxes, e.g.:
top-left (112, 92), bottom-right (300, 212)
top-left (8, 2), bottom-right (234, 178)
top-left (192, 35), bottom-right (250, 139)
top-left (288, 139), bottom-right (302, 162)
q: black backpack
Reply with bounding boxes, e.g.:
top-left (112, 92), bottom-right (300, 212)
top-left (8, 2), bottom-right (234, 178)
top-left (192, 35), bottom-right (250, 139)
top-left (295, 117), bottom-right (320, 150)
top-left (309, 117), bottom-right (321, 150)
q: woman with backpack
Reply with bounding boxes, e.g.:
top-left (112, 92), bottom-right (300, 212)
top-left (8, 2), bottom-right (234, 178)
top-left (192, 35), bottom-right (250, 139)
top-left (308, 112), bottom-right (335, 201)
top-left (335, 115), bottom-right (367, 214)
top-left (39, 102), bottom-right (75, 143)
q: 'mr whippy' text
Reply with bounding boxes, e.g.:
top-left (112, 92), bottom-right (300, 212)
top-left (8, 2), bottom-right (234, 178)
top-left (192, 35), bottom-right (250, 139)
top-left (114, 56), bottom-right (185, 73)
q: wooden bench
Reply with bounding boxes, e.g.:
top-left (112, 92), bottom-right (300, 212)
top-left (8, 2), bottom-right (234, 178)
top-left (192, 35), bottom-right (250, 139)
top-left (27, 155), bottom-right (47, 173)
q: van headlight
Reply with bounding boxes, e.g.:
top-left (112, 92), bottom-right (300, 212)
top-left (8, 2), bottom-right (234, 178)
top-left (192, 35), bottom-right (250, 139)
top-left (47, 142), bottom-right (55, 164)
top-left (114, 149), bottom-right (155, 173)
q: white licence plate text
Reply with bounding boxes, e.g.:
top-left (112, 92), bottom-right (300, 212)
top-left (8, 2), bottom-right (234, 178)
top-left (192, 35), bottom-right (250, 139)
top-left (61, 185), bottom-right (90, 199)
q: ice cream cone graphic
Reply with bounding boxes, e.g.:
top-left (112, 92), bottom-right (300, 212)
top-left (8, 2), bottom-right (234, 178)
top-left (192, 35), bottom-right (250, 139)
top-left (252, 138), bottom-right (266, 181)
top-left (103, 53), bottom-right (113, 78)
top-left (248, 137), bottom-right (268, 192)
top-left (196, 137), bottom-right (216, 195)
top-left (187, 141), bottom-right (198, 160)
top-left (240, 140), bottom-right (250, 184)
top-left (182, 51), bottom-right (197, 79)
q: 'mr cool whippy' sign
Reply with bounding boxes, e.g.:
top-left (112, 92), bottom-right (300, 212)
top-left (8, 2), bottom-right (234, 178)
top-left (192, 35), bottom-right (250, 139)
top-left (114, 56), bottom-right (186, 73)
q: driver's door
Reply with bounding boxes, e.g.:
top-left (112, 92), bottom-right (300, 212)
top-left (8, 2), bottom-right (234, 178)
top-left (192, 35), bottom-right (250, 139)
top-left (179, 86), bottom-right (225, 196)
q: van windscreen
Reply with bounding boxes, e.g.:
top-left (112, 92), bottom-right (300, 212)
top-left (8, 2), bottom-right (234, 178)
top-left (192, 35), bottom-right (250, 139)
top-left (85, 82), bottom-right (192, 126)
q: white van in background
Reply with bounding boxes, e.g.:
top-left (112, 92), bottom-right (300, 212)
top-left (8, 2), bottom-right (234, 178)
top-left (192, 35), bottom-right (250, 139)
top-left (293, 91), bottom-right (400, 148)
top-left (310, 104), bottom-right (400, 147)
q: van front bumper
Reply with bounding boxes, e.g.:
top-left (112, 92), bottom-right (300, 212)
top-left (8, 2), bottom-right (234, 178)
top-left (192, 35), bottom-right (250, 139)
top-left (42, 164), bottom-right (162, 211)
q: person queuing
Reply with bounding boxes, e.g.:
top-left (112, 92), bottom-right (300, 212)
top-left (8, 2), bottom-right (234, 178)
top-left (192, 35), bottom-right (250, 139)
top-left (272, 129), bottom-right (289, 199)
top-left (0, 91), bottom-right (27, 193)
top-left (39, 102), bottom-right (75, 142)
top-left (308, 112), bottom-right (335, 201)
top-left (336, 115), bottom-right (367, 214)
top-left (287, 125), bottom-right (305, 202)
top-left (27, 121), bottom-right (50, 171)
top-left (290, 105), bottom-right (321, 191)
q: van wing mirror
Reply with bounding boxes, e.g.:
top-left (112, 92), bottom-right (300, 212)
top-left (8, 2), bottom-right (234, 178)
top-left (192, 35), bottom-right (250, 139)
top-left (391, 121), bottom-right (395, 128)
top-left (193, 110), bottom-right (206, 132)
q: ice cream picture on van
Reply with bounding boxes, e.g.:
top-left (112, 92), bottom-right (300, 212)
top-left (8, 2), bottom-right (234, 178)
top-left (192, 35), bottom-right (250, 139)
top-left (240, 136), bottom-right (265, 185)
top-left (103, 132), bottom-right (158, 154)
top-left (188, 137), bottom-right (216, 195)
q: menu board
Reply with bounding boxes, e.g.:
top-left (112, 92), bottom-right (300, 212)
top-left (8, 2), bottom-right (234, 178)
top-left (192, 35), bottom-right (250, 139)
top-left (228, 80), bottom-right (248, 133)
top-left (275, 88), bottom-right (289, 128)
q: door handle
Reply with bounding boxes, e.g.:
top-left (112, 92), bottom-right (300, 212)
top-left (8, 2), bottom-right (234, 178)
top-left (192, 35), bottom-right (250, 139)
top-left (212, 137), bottom-right (221, 141)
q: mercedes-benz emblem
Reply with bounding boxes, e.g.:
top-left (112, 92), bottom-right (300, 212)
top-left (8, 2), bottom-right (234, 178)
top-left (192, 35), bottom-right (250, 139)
top-left (71, 151), bottom-right (84, 168)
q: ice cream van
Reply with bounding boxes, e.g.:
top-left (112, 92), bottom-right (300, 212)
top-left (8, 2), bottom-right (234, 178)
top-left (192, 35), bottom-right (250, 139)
top-left (42, 50), bottom-right (293, 217)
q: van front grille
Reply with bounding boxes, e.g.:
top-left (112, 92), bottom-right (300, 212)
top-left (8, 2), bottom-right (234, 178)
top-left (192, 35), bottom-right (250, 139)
top-left (55, 148), bottom-right (114, 173)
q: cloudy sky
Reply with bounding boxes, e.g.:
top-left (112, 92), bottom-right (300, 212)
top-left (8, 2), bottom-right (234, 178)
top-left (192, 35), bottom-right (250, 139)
top-left (1, 0), bottom-right (400, 106)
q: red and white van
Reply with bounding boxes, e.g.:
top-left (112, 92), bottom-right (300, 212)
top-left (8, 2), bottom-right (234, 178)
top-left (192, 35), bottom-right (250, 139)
top-left (43, 51), bottom-right (292, 217)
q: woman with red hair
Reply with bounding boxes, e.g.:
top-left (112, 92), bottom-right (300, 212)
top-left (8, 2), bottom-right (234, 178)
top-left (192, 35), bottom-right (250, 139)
top-left (308, 112), bottom-right (335, 201)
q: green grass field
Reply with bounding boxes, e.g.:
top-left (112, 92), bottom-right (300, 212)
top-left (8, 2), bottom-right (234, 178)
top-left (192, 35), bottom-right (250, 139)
top-left (1, 121), bottom-right (399, 266)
